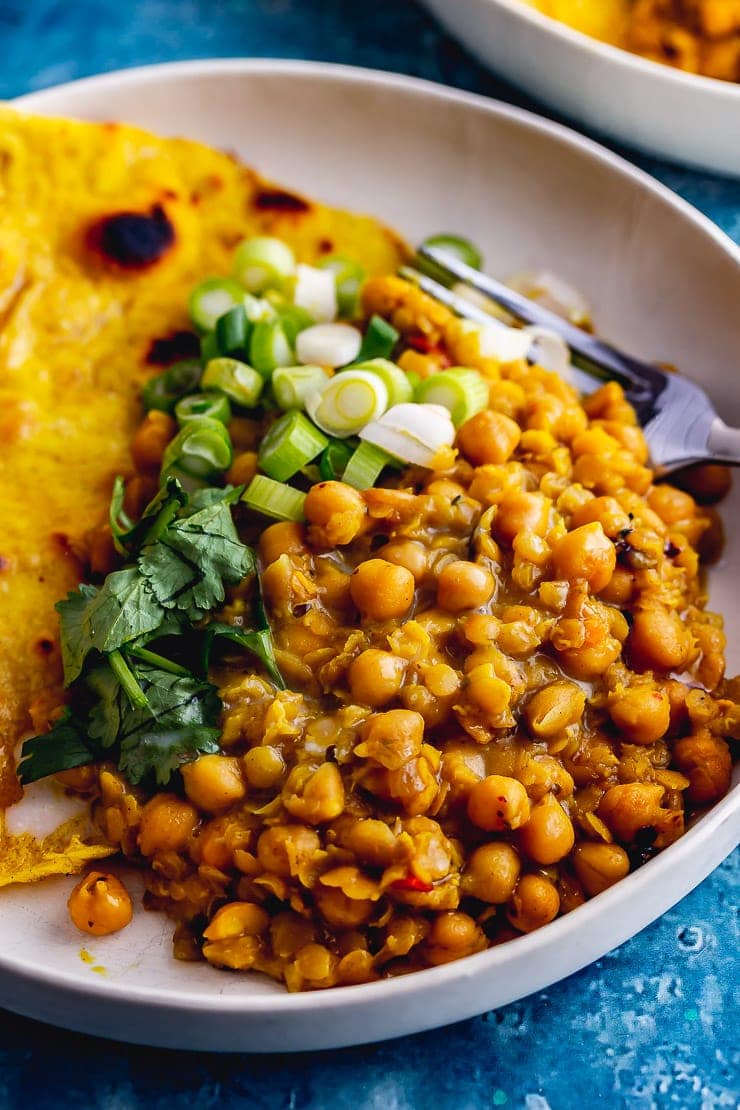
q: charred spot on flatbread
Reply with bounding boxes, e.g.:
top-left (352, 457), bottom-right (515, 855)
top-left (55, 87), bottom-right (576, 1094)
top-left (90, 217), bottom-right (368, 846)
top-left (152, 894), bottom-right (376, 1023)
top-left (86, 204), bottom-right (175, 270)
top-left (146, 330), bottom-right (200, 366)
top-left (253, 188), bottom-right (310, 214)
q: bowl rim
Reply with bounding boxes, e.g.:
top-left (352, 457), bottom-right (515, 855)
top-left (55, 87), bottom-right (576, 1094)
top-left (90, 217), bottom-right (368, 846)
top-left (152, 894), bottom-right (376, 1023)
top-left (7, 56), bottom-right (740, 1021)
top-left (473, 0), bottom-right (740, 99)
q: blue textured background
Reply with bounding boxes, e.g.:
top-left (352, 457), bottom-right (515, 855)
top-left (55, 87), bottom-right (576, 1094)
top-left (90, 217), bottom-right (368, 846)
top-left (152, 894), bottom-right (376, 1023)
top-left (0, 1), bottom-right (738, 1105)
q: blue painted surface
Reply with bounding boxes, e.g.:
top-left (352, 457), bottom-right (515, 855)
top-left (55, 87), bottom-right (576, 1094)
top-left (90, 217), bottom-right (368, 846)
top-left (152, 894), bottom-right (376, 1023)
top-left (0, 0), bottom-right (738, 1104)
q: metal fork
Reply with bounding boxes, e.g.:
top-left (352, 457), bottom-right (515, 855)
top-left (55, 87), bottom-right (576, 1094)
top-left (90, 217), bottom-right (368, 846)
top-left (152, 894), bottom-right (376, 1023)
top-left (404, 245), bottom-right (740, 476)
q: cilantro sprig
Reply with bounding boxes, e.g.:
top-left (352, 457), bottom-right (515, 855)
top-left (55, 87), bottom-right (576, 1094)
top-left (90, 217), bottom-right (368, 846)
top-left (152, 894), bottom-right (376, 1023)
top-left (18, 479), bottom-right (284, 787)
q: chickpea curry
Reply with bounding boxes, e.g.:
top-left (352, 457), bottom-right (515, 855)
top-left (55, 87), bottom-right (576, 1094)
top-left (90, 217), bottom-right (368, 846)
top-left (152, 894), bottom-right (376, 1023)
top-left (2, 114), bottom-right (737, 993)
top-left (528, 0), bottom-right (740, 82)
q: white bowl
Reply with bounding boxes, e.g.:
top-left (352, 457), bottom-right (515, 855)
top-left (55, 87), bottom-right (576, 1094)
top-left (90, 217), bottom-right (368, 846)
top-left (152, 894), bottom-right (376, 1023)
top-left (420, 0), bottom-right (740, 176)
top-left (3, 59), bottom-right (738, 1052)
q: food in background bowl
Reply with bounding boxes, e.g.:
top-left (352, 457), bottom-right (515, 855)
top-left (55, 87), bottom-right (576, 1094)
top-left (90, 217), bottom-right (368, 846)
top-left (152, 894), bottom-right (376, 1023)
top-left (527, 0), bottom-right (740, 81)
top-left (2, 105), bottom-right (736, 991)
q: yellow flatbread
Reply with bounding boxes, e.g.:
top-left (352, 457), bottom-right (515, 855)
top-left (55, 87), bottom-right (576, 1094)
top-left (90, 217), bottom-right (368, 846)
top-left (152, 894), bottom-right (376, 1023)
top-left (0, 106), bottom-right (405, 884)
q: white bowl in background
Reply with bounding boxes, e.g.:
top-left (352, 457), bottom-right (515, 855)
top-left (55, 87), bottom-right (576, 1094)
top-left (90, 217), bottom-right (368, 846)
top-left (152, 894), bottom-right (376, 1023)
top-left (420, 0), bottom-right (740, 176)
top-left (1, 59), bottom-right (738, 1052)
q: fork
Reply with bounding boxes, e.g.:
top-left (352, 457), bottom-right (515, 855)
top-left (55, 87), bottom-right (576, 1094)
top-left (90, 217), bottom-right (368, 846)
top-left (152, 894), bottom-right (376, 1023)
top-left (403, 245), bottom-right (740, 476)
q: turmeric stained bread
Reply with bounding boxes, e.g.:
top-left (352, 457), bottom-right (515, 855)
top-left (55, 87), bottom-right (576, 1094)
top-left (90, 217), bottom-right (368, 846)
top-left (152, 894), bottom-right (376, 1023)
top-left (1, 109), bottom-right (736, 992)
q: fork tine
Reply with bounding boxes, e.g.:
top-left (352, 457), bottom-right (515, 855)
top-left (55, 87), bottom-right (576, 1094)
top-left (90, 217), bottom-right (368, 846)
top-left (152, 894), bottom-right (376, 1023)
top-left (415, 245), bottom-right (672, 423)
top-left (400, 265), bottom-right (599, 397)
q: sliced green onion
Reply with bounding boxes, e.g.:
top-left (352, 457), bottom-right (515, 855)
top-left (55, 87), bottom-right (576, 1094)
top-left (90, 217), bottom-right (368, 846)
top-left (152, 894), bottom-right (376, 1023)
top-left (249, 320), bottom-right (294, 377)
top-left (201, 357), bottom-right (264, 408)
top-left (356, 314), bottom-right (399, 362)
top-left (350, 358), bottom-right (413, 407)
top-left (175, 392), bottom-right (232, 427)
top-left (233, 236), bottom-right (296, 294)
top-left (317, 255), bottom-right (366, 318)
top-left (415, 367), bottom-right (489, 426)
top-left (342, 442), bottom-right (394, 490)
top-left (242, 475), bottom-right (307, 522)
top-left (277, 304), bottom-right (316, 345)
top-left (189, 277), bottom-right (245, 332)
top-left (319, 438), bottom-right (355, 481)
top-left (200, 330), bottom-right (220, 365)
top-left (360, 402), bottom-right (455, 467)
top-left (258, 411), bottom-right (329, 482)
top-left (142, 359), bottom-right (202, 413)
top-left (421, 233), bottom-right (483, 271)
top-left (306, 370), bottom-right (389, 437)
top-left (244, 293), bottom-right (278, 323)
top-left (160, 417), bottom-right (233, 490)
top-left (295, 323), bottom-right (362, 368)
top-left (292, 263), bottom-right (337, 323)
top-left (459, 319), bottom-right (532, 363)
top-left (215, 304), bottom-right (251, 357)
top-left (272, 364), bottom-right (331, 411)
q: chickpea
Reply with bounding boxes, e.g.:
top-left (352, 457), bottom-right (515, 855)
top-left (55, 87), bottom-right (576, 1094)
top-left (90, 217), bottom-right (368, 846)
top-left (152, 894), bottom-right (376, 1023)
top-left (466, 665), bottom-right (512, 719)
top-left (349, 649), bottom-right (406, 707)
top-left (551, 522), bottom-right (616, 593)
top-left (226, 450), bottom-right (258, 487)
top-left (350, 558), bottom-right (415, 622)
top-left (672, 731), bottom-right (732, 805)
top-left (597, 782), bottom-right (665, 842)
top-left (181, 754), bottom-right (246, 813)
top-left (259, 521), bottom-right (308, 566)
top-left (630, 605), bottom-right (693, 672)
top-left (436, 560), bottom-right (495, 612)
top-left (518, 794), bottom-right (575, 864)
top-left (673, 463), bottom-right (731, 506)
top-left (257, 824), bottom-right (321, 877)
top-left (467, 775), bottom-right (531, 832)
top-left (68, 870), bottom-right (133, 936)
top-left (203, 902), bottom-right (268, 940)
top-left (243, 745), bottom-right (285, 789)
top-left (357, 709), bottom-right (425, 770)
top-left (457, 409), bottom-right (521, 465)
top-left (608, 685), bottom-right (670, 745)
top-left (130, 410), bottom-right (177, 471)
top-left (647, 484), bottom-right (696, 525)
top-left (493, 491), bottom-right (551, 545)
top-left (304, 481), bottom-right (366, 546)
top-left (507, 874), bottom-right (560, 933)
top-left (346, 818), bottom-right (398, 868)
top-left (282, 762), bottom-right (345, 824)
top-left (599, 566), bottom-right (634, 606)
top-left (315, 888), bottom-right (374, 928)
top-left (571, 496), bottom-right (631, 538)
top-left (137, 794), bottom-right (199, 856)
top-left (461, 842), bottom-right (521, 903)
top-left (424, 911), bottom-right (485, 964)
top-left (524, 680), bottom-right (586, 739)
top-left (572, 843), bottom-right (630, 896)
top-left (192, 816), bottom-right (233, 870)
top-left (381, 539), bottom-right (428, 582)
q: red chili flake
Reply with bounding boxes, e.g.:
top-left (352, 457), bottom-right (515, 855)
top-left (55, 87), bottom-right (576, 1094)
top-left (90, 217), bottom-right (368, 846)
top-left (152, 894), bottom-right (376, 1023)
top-left (318, 238), bottom-right (334, 254)
top-left (253, 188), bottom-right (310, 213)
top-left (146, 330), bottom-right (200, 366)
top-left (391, 875), bottom-right (433, 893)
top-left (406, 332), bottom-right (435, 354)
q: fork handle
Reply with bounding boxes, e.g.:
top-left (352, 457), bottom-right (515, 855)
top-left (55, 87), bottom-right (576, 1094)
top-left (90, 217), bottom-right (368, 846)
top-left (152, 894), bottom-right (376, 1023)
top-left (705, 418), bottom-right (740, 466)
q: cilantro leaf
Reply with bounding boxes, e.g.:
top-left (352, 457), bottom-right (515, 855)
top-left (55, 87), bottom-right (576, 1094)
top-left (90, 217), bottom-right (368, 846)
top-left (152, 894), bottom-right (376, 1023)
top-left (204, 623), bottom-right (285, 690)
top-left (56, 584), bottom-right (99, 684)
top-left (119, 725), bottom-right (220, 786)
top-left (111, 476), bottom-right (189, 557)
top-left (81, 568), bottom-right (166, 655)
top-left (18, 711), bottom-right (97, 785)
top-left (116, 663), bottom-right (221, 784)
top-left (86, 664), bottom-right (127, 749)
top-left (138, 489), bottom-right (254, 618)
